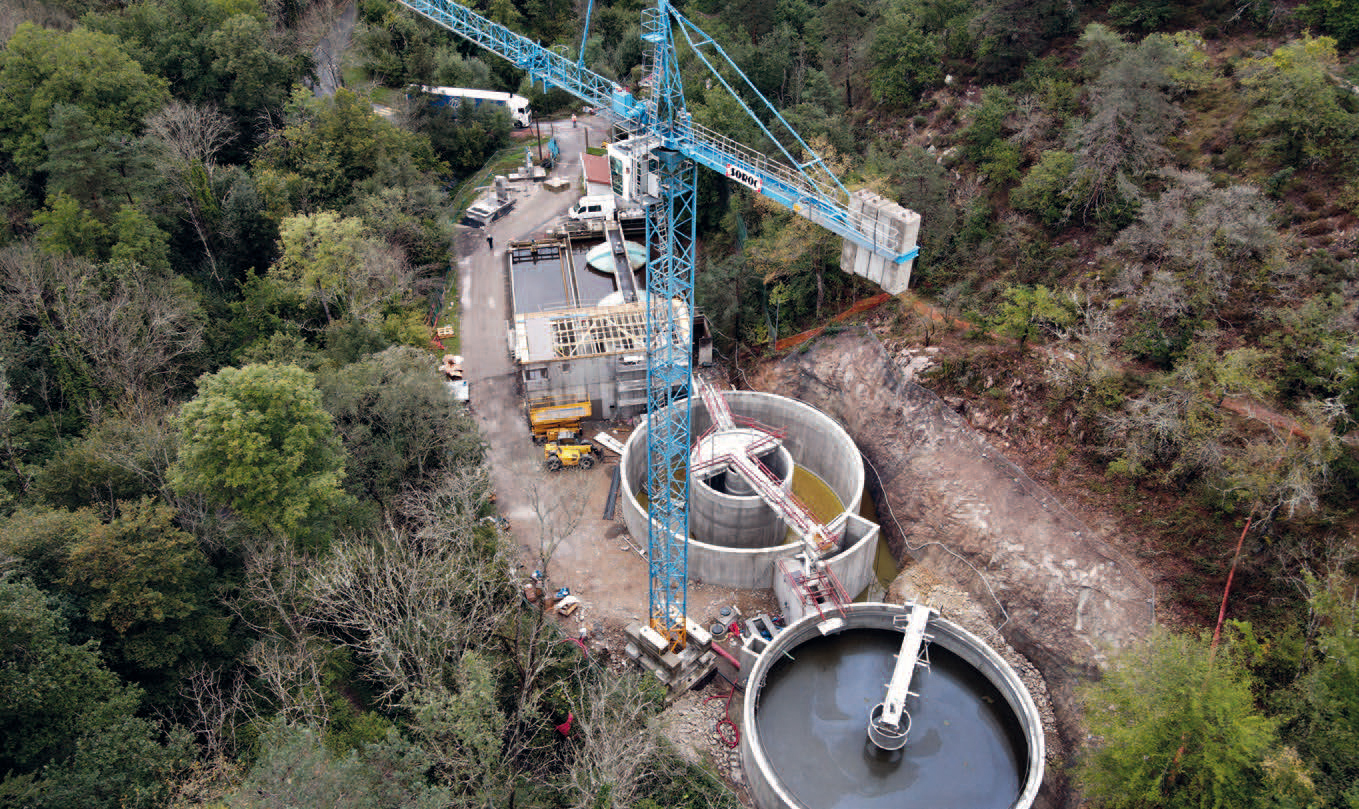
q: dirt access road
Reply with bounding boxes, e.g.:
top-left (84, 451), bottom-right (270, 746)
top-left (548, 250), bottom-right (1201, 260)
top-left (457, 117), bottom-right (768, 642)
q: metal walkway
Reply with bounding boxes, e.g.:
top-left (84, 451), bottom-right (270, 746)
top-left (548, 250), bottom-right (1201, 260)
top-left (868, 606), bottom-right (936, 750)
top-left (604, 220), bottom-right (639, 303)
top-left (692, 378), bottom-right (840, 555)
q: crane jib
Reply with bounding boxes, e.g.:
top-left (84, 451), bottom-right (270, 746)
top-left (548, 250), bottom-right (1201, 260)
top-left (725, 164), bottom-right (762, 192)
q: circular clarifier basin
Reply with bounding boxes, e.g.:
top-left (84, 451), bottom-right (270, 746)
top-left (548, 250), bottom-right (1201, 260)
top-left (742, 603), bottom-right (1044, 809)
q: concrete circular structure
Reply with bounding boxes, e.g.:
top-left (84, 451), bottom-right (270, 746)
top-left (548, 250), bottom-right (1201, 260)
top-left (619, 390), bottom-right (877, 591)
top-left (690, 428), bottom-right (795, 548)
top-left (741, 603), bottom-right (1045, 809)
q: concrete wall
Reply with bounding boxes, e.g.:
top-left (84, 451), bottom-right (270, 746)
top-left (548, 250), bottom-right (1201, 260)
top-left (522, 354), bottom-right (625, 418)
top-left (740, 603), bottom-right (1045, 809)
top-left (772, 514), bottom-right (880, 623)
top-left (689, 444), bottom-right (792, 549)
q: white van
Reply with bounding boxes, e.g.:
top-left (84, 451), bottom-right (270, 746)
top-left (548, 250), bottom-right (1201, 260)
top-left (568, 195), bottom-right (618, 221)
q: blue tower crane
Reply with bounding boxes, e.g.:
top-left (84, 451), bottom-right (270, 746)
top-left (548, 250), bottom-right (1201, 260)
top-left (394, 0), bottom-right (920, 651)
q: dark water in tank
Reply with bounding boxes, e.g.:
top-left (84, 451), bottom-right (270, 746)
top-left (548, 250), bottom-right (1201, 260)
top-left (754, 628), bottom-right (1027, 809)
top-left (510, 250), bottom-right (573, 313)
top-left (510, 244), bottom-right (644, 313)
top-left (568, 243), bottom-right (628, 305)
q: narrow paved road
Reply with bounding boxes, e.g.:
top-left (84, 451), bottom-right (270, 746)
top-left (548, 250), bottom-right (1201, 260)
top-left (458, 117), bottom-right (653, 627)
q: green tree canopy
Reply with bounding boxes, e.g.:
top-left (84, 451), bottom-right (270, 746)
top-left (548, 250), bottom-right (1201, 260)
top-left (1078, 628), bottom-right (1279, 809)
top-left (319, 346), bottom-right (483, 506)
top-left (1240, 34), bottom-right (1359, 167)
top-left (170, 362), bottom-right (345, 538)
top-left (86, 0), bottom-right (305, 132)
top-left (0, 24), bottom-right (169, 181)
top-left (0, 574), bottom-right (189, 809)
top-left (869, 3), bottom-right (943, 107)
top-left (269, 211), bottom-right (413, 326)
top-left (253, 88), bottom-right (445, 211)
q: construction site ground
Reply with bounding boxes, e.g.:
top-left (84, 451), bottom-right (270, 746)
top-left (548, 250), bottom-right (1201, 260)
top-left (456, 113), bottom-right (778, 657)
top-left (460, 115), bottom-right (1147, 809)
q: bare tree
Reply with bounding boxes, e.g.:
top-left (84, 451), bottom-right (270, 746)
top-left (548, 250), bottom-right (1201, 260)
top-left (1219, 398), bottom-right (1344, 521)
top-left (179, 663), bottom-right (253, 760)
top-left (0, 246), bottom-right (206, 411)
top-left (233, 536), bottom-right (334, 728)
top-left (516, 457), bottom-right (588, 581)
top-left (559, 670), bottom-right (663, 809)
top-left (305, 467), bottom-right (513, 703)
top-left (146, 101), bottom-right (235, 166)
top-left (0, 368), bottom-right (31, 494)
top-left (145, 101), bottom-right (235, 280)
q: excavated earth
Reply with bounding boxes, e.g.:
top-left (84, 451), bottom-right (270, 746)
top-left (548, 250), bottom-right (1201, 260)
top-left (743, 328), bottom-right (1155, 806)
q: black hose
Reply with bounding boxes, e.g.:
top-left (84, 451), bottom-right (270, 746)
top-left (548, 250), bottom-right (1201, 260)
top-left (603, 464), bottom-right (620, 519)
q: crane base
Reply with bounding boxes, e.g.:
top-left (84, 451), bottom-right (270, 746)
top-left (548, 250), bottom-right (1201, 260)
top-left (624, 618), bottom-right (718, 698)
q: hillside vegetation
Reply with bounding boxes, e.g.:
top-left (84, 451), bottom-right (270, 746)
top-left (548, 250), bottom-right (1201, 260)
top-left (0, 0), bottom-right (1357, 806)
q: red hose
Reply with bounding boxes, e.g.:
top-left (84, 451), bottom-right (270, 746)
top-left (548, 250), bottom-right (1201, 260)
top-left (704, 685), bottom-right (740, 748)
top-left (711, 642), bottom-right (741, 670)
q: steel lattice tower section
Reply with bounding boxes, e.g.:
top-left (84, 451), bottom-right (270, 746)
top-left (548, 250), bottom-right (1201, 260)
top-left (641, 1), bottom-right (697, 647)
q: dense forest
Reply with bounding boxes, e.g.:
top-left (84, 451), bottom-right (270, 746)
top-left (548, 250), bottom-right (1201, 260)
top-left (0, 0), bottom-right (1357, 806)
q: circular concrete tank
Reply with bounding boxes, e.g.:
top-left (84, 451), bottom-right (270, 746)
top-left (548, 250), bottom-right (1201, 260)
top-left (620, 390), bottom-right (875, 591)
top-left (690, 429), bottom-right (795, 548)
top-left (741, 603), bottom-right (1045, 809)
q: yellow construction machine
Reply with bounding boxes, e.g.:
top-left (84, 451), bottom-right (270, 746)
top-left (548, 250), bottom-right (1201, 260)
top-left (543, 440), bottom-right (600, 471)
top-left (528, 400), bottom-right (592, 443)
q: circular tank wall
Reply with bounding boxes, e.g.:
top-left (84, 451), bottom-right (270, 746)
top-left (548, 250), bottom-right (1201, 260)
top-left (690, 433), bottom-right (794, 549)
top-left (740, 603), bottom-right (1044, 809)
top-left (620, 390), bottom-right (872, 589)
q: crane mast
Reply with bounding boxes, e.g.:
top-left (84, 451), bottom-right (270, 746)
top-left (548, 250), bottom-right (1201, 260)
top-left (394, 0), bottom-right (920, 650)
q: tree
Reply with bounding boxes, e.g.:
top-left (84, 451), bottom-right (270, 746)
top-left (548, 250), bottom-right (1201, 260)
top-left (0, 246), bottom-right (206, 408)
top-left (560, 668), bottom-right (665, 809)
top-left (990, 284), bottom-right (1076, 350)
top-left (0, 575), bottom-right (189, 809)
top-left (1301, 0), bottom-right (1359, 48)
top-left (61, 497), bottom-right (227, 670)
top-left (819, 0), bottom-right (871, 109)
top-left (40, 104), bottom-right (156, 217)
top-left (1069, 25), bottom-right (1186, 222)
top-left (1239, 34), bottom-right (1358, 167)
top-left (270, 211), bottom-right (413, 325)
top-left (1078, 628), bottom-right (1279, 809)
top-left (170, 362), bottom-right (346, 539)
top-left (1101, 374), bottom-right (1227, 484)
top-left (1011, 149), bottom-right (1076, 226)
top-left (84, 0), bottom-right (304, 136)
top-left (223, 721), bottom-right (451, 809)
top-left (969, 0), bottom-right (1072, 80)
top-left (32, 192), bottom-right (109, 258)
top-left (0, 497), bottom-right (229, 678)
top-left (304, 468), bottom-right (512, 704)
top-left (0, 24), bottom-right (169, 180)
top-left (869, 4), bottom-right (943, 108)
top-left (318, 347), bottom-right (484, 506)
top-left (1111, 169), bottom-right (1281, 320)
top-left (144, 100), bottom-right (235, 280)
top-left (402, 654), bottom-right (512, 801)
top-left (253, 88), bottom-right (445, 211)
top-left (1218, 398), bottom-right (1344, 521)
top-left (1285, 575), bottom-right (1359, 806)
